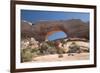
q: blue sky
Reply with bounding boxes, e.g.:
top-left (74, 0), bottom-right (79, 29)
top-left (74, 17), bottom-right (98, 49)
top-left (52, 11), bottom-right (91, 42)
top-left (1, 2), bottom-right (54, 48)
top-left (21, 10), bottom-right (89, 40)
top-left (48, 31), bottom-right (67, 41)
top-left (21, 10), bottom-right (89, 23)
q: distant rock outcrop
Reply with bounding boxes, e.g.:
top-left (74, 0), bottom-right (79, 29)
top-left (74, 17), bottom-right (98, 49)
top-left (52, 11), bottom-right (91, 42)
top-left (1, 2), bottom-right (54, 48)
top-left (21, 19), bottom-right (89, 42)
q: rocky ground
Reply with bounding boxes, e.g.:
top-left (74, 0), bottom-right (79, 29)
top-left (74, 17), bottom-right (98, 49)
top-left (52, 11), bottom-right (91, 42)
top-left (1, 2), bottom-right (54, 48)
top-left (21, 37), bottom-right (89, 62)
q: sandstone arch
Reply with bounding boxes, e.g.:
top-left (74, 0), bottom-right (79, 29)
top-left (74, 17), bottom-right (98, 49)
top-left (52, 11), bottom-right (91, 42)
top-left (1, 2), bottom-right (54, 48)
top-left (21, 19), bottom-right (89, 42)
top-left (46, 30), bottom-right (67, 41)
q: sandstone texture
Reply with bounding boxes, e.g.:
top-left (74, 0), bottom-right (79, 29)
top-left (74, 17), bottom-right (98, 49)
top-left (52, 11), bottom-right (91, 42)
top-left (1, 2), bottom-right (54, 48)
top-left (21, 19), bottom-right (89, 42)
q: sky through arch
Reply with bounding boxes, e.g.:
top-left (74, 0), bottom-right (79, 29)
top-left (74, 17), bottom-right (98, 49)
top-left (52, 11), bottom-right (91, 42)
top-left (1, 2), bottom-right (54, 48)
top-left (47, 31), bottom-right (67, 41)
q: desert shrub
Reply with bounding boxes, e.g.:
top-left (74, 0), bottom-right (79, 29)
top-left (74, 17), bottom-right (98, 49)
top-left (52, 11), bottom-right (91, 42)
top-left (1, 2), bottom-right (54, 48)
top-left (21, 48), bottom-right (33, 62)
top-left (47, 41), bottom-right (55, 47)
top-left (31, 48), bottom-right (40, 56)
top-left (39, 41), bottom-right (58, 55)
top-left (67, 42), bottom-right (81, 53)
top-left (49, 47), bottom-right (57, 54)
top-left (21, 47), bottom-right (41, 62)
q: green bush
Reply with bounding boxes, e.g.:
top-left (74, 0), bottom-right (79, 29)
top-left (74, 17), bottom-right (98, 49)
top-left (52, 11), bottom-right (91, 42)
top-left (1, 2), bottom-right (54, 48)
top-left (21, 48), bottom-right (33, 62)
top-left (21, 47), bottom-right (41, 62)
top-left (31, 48), bottom-right (40, 56)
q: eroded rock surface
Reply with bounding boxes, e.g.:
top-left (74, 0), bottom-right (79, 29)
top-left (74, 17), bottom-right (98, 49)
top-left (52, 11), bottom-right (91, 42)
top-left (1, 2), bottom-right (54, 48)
top-left (21, 19), bottom-right (89, 42)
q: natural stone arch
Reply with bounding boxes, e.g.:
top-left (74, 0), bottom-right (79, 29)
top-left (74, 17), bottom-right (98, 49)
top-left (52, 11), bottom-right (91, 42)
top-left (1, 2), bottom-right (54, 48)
top-left (32, 24), bottom-right (70, 42)
top-left (45, 30), bottom-right (67, 41)
top-left (21, 19), bottom-right (89, 42)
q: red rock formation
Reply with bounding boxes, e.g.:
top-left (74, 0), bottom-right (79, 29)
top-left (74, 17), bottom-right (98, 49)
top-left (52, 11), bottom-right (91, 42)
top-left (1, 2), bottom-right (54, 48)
top-left (21, 19), bottom-right (89, 42)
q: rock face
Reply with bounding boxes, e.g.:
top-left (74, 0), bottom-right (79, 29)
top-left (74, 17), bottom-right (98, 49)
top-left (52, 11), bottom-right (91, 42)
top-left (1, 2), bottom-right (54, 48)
top-left (21, 37), bottom-right (39, 49)
top-left (21, 19), bottom-right (89, 42)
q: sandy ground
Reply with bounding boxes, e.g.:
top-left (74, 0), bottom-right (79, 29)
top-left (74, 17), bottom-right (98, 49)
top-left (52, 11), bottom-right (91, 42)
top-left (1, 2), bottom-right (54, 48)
top-left (32, 53), bottom-right (89, 62)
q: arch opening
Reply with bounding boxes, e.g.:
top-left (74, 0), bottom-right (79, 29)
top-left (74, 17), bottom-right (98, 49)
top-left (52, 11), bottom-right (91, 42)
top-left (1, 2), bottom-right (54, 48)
top-left (46, 31), bottom-right (67, 41)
